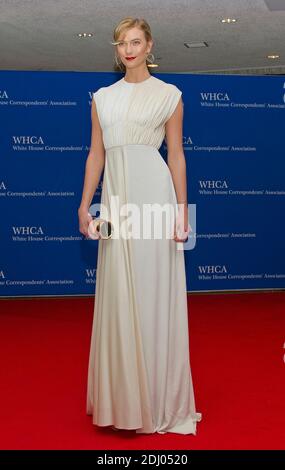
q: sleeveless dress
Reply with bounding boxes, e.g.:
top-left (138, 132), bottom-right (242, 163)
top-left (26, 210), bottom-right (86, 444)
top-left (86, 75), bottom-right (202, 434)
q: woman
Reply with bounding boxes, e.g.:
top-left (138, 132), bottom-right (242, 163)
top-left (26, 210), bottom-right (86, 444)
top-left (78, 17), bottom-right (202, 435)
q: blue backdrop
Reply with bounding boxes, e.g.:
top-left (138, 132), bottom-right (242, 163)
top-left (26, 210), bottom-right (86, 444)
top-left (0, 70), bottom-right (284, 297)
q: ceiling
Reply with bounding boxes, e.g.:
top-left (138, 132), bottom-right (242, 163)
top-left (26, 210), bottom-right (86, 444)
top-left (0, 0), bottom-right (285, 75)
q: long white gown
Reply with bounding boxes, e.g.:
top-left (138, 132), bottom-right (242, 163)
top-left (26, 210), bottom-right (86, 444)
top-left (86, 75), bottom-right (202, 434)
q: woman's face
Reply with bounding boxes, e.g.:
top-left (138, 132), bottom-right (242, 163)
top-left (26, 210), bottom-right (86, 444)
top-left (116, 27), bottom-right (152, 69)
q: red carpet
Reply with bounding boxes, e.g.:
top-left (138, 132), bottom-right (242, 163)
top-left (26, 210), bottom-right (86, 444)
top-left (0, 291), bottom-right (284, 450)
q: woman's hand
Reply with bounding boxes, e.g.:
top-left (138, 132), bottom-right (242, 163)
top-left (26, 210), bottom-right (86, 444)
top-left (78, 207), bottom-right (93, 239)
top-left (173, 204), bottom-right (191, 243)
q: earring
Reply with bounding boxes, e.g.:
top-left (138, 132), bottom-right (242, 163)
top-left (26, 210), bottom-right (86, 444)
top-left (146, 52), bottom-right (155, 64)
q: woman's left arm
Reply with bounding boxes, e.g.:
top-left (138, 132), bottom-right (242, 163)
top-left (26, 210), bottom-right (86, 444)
top-left (165, 98), bottom-right (190, 242)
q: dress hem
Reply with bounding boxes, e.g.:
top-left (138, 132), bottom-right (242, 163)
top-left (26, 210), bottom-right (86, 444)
top-left (87, 411), bottom-right (202, 435)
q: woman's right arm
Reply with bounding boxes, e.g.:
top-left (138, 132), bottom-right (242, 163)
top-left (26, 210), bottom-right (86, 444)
top-left (78, 97), bottom-right (106, 237)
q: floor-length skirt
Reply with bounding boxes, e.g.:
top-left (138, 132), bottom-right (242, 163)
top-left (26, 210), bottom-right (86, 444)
top-left (86, 144), bottom-right (202, 434)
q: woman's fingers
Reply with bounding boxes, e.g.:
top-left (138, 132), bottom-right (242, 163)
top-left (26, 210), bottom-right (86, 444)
top-left (173, 221), bottom-right (190, 242)
top-left (79, 212), bottom-right (93, 238)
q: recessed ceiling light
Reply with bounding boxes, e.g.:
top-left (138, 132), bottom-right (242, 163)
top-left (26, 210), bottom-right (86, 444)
top-left (221, 18), bottom-right (237, 23)
top-left (184, 42), bottom-right (208, 48)
top-left (267, 54), bottom-right (280, 59)
top-left (77, 33), bottom-right (93, 38)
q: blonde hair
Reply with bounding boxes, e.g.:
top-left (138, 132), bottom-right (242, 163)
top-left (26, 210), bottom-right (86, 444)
top-left (111, 17), bottom-right (153, 72)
